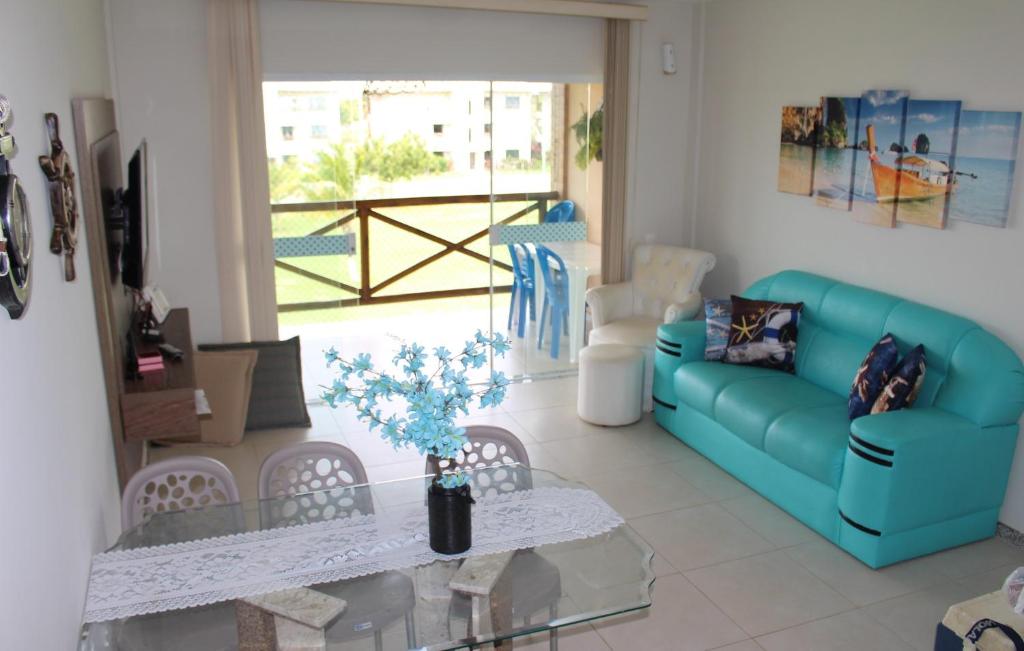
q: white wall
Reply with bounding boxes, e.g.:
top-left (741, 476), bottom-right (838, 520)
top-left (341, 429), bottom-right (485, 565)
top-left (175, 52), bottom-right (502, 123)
top-left (694, 0), bottom-right (1024, 528)
top-left (107, 0), bottom-right (223, 344)
top-left (0, 0), bottom-right (121, 647)
top-left (625, 0), bottom-right (701, 258)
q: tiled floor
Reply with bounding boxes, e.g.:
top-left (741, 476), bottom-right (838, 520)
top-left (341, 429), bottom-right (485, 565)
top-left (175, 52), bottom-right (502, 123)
top-left (150, 375), bottom-right (1024, 651)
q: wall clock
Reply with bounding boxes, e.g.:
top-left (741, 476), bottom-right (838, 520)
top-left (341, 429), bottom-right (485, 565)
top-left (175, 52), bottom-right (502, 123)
top-left (0, 95), bottom-right (32, 319)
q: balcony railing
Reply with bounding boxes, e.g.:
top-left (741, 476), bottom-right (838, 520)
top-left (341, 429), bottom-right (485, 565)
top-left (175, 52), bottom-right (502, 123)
top-left (270, 191), bottom-right (559, 312)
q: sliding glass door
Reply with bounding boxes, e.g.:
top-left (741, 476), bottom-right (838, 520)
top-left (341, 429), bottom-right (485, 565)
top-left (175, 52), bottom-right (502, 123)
top-left (263, 79), bottom-right (602, 391)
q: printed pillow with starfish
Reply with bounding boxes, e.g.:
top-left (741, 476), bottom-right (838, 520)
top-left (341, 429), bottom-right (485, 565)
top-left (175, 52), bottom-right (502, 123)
top-left (723, 296), bottom-right (804, 373)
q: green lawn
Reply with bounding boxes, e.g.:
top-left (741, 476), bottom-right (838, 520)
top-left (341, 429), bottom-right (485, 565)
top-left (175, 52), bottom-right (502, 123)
top-left (273, 201), bottom-right (531, 327)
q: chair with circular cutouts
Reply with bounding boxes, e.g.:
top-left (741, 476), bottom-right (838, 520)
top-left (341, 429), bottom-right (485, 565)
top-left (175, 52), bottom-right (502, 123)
top-left (257, 441), bottom-right (374, 529)
top-left (428, 425), bottom-right (534, 499)
top-left (121, 456), bottom-right (241, 531)
top-left (257, 441), bottom-right (417, 650)
top-left (427, 426), bottom-right (561, 650)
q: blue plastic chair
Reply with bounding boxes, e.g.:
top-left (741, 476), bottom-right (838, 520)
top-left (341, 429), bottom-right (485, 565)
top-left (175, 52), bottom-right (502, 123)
top-left (543, 200), bottom-right (576, 223)
top-left (506, 243), bottom-right (536, 338)
top-left (535, 245), bottom-right (570, 360)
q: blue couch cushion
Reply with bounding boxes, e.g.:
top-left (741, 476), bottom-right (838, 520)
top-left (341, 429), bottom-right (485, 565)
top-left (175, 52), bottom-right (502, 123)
top-left (714, 375), bottom-right (843, 449)
top-left (765, 404), bottom-right (851, 488)
top-left (675, 362), bottom-right (779, 417)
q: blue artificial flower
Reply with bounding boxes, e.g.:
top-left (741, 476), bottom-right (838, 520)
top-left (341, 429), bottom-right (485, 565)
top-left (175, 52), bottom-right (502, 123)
top-left (434, 345), bottom-right (451, 363)
top-left (325, 347), bottom-right (340, 365)
top-left (353, 353), bottom-right (373, 374)
top-left (324, 333), bottom-right (510, 478)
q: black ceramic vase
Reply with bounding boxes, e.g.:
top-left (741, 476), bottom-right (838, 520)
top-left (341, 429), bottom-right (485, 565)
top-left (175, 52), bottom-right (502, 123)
top-left (427, 482), bottom-right (475, 554)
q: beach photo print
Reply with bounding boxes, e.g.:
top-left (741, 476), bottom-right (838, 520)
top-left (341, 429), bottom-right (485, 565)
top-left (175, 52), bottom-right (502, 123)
top-left (812, 96), bottom-right (861, 212)
top-left (777, 105), bottom-right (821, 196)
top-left (777, 90), bottom-right (1022, 230)
top-left (950, 110), bottom-right (1022, 228)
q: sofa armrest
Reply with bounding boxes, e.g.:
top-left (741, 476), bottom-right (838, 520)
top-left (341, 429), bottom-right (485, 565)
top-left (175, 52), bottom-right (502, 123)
top-left (652, 320), bottom-right (706, 422)
top-left (850, 407), bottom-right (982, 450)
top-left (664, 292), bottom-right (702, 324)
top-left (839, 407), bottom-right (1018, 537)
top-left (586, 282), bottom-right (633, 328)
top-left (656, 320), bottom-right (707, 363)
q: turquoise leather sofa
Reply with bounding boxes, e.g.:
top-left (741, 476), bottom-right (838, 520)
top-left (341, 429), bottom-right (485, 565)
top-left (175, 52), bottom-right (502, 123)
top-left (652, 270), bottom-right (1024, 568)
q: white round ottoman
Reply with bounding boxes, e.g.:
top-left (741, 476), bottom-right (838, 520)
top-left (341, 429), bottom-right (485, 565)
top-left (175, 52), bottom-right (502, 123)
top-left (577, 344), bottom-right (645, 426)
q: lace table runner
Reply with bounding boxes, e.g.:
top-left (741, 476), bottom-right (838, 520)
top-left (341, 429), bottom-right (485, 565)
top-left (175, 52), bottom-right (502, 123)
top-left (84, 487), bottom-right (623, 623)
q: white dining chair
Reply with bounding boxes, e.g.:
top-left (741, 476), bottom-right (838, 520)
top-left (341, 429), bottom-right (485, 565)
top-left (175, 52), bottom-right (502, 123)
top-left (121, 456), bottom-right (240, 531)
top-left (257, 441), bottom-right (416, 651)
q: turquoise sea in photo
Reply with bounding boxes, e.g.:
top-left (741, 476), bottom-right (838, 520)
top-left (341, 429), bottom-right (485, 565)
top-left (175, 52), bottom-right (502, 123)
top-left (950, 156), bottom-right (1017, 227)
top-left (811, 147), bottom-right (1016, 226)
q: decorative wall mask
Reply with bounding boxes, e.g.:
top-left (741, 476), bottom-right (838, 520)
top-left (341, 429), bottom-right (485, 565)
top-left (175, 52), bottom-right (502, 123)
top-left (38, 112), bottom-right (78, 281)
top-left (0, 95), bottom-right (32, 319)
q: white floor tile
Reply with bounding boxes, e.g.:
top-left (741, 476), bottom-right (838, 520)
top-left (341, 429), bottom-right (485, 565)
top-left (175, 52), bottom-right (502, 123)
top-left (861, 581), bottom-right (977, 651)
top-left (630, 504), bottom-right (774, 572)
top-left (594, 574), bottom-right (747, 651)
top-left (509, 404), bottom-right (609, 443)
top-left (710, 641), bottom-right (764, 651)
top-left (929, 537), bottom-right (1024, 580)
top-left (685, 550), bottom-right (854, 636)
top-left (457, 410), bottom-right (538, 445)
top-left (955, 561), bottom-right (1022, 596)
top-left (538, 430), bottom-right (664, 478)
top-left (784, 540), bottom-right (947, 606)
top-left (587, 463), bottom-right (711, 519)
top-left (756, 609), bottom-right (915, 651)
top-left (667, 455), bottom-right (753, 502)
top-left (719, 494), bottom-right (819, 548)
top-left (500, 377), bottom-right (578, 412)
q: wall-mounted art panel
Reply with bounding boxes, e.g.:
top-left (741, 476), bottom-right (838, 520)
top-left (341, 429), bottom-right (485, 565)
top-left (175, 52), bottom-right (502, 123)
top-left (777, 106), bottom-right (820, 196)
top-left (950, 110), bottom-right (1022, 228)
top-left (813, 96), bottom-right (861, 212)
top-left (894, 99), bottom-right (962, 229)
top-left (850, 90), bottom-right (909, 228)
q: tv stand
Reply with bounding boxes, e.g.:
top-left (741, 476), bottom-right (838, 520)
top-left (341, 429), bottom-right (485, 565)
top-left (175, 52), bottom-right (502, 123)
top-left (120, 308), bottom-right (201, 442)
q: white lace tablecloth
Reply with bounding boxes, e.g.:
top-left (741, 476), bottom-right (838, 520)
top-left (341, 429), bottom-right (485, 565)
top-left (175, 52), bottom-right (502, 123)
top-left (84, 487), bottom-right (623, 623)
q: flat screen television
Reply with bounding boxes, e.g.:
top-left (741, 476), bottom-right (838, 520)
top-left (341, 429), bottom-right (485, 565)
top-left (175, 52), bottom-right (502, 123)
top-left (120, 140), bottom-right (148, 290)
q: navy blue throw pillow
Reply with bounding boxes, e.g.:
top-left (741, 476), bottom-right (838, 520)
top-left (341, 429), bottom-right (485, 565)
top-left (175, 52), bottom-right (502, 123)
top-left (871, 344), bottom-right (926, 415)
top-left (849, 333), bottom-right (900, 420)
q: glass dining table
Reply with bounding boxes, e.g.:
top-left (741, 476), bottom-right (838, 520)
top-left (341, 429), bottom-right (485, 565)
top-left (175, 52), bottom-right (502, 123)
top-left (79, 466), bottom-right (653, 650)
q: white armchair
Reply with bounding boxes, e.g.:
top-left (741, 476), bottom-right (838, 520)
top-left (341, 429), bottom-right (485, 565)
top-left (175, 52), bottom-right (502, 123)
top-left (586, 245), bottom-right (716, 410)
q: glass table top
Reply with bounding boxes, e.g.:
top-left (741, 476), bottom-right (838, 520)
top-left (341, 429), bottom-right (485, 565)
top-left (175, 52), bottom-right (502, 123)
top-left (79, 465), bottom-right (654, 650)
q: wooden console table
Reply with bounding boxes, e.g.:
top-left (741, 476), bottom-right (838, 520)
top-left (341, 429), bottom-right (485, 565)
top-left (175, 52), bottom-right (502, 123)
top-left (120, 308), bottom-right (201, 442)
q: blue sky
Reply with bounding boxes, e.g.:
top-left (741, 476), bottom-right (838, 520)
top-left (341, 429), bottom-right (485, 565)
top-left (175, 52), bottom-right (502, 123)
top-left (956, 110), bottom-right (1022, 160)
top-left (903, 99), bottom-right (961, 157)
top-left (859, 90), bottom-right (908, 152)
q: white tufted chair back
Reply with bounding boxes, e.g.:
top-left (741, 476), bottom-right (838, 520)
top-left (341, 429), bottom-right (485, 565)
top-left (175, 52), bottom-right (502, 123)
top-left (122, 457), bottom-right (240, 530)
top-left (629, 245), bottom-right (717, 320)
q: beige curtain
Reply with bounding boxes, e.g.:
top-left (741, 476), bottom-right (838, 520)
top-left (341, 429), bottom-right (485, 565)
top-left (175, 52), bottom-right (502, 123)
top-left (600, 18), bottom-right (630, 285)
top-left (208, 0), bottom-right (279, 342)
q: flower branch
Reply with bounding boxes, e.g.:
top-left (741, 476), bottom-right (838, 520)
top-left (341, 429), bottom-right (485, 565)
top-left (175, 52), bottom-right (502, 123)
top-left (320, 330), bottom-right (511, 488)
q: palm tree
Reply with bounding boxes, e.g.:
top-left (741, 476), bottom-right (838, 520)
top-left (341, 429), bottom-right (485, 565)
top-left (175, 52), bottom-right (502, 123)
top-left (301, 142), bottom-right (356, 201)
top-left (268, 159), bottom-right (301, 202)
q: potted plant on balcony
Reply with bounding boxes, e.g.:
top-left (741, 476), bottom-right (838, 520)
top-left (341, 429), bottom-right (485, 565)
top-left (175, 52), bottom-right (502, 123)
top-left (320, 331), bottom-right (511, 554)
